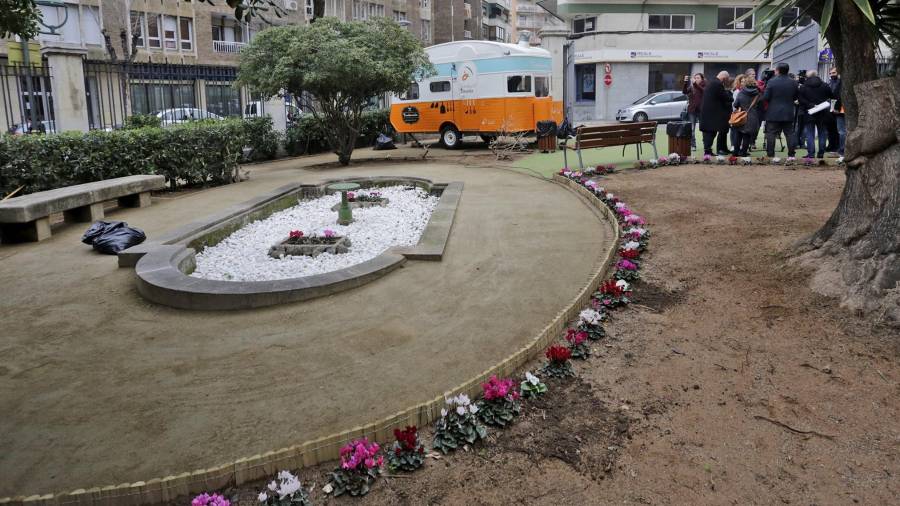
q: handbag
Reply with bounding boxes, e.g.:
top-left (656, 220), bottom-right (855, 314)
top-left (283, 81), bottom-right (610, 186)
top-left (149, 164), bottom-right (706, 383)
top-left (729, 95), bottom-right (759, 128)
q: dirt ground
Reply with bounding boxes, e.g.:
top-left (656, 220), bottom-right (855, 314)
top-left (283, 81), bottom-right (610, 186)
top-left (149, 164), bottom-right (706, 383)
top-left (218, 163), bottom-right (900, 505)
top-left (0, 159), bottom-right (612, 497)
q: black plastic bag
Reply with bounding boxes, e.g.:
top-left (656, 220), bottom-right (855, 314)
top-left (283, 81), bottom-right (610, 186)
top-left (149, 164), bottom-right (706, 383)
top-left (92, 224), bottom-right (146, 254)
top-left (666, 121), bottom-right (693, 138)
top-left (557, 119), bottom-right (576, 139)
top-left (81, 221), bottom-right (125, 245)
top-left (373, 133), bottom-right (396, 150)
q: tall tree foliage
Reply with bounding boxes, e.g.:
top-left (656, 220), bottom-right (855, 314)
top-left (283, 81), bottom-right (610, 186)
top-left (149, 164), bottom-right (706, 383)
top-left (751, 0), bottom-right (900, 324)
top-left (237, 17), bottom-right (432, 165)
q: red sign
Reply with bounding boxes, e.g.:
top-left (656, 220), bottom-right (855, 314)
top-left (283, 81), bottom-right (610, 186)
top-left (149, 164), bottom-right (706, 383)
top-left (604, 74), bottom-right (612, 87)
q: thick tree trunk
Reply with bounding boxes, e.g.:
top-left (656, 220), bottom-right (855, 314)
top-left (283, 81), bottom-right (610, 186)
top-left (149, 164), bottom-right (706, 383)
top-left (795, 1), bottom-right (900, 325)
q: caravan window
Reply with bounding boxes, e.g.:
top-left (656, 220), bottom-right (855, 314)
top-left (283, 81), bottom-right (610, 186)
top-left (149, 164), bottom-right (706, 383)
top-left (400, 82), bottom-right (420, 100)
top-left (535, 76), bottom-right (550, 97)
top-left (507, 75), bottom-right (532, 93)
top-left (429, 81), bottom-right (451, 93)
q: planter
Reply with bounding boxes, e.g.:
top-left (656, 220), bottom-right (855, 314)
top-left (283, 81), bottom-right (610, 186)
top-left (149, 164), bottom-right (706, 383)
top-left (269, 235), bottom-right (351, 258)
top-left (330, 198), bottom-right (389, 212)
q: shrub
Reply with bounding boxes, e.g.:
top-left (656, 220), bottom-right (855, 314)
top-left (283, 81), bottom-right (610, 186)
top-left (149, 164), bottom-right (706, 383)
top-left (242, 116), bottom-right (281, 161)
top-left (123, 114), bottom-right (162, 130)
top-left (283, 109), bottom-right (392, 157)
top-left (0, 118), bottom-right (275, 196)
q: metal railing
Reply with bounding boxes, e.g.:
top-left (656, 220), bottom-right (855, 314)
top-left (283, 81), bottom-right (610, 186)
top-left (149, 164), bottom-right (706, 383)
top-left (212, 40), bottom-right (246, 54)
top-left (0, 61), bottom-right (56, 135)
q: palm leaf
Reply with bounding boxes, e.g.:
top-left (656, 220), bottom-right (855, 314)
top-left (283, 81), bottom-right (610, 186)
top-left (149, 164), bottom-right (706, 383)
top-left (820, 0), bottom-right (836, 32)
top-left (851, 0), bottom-right (878, 25)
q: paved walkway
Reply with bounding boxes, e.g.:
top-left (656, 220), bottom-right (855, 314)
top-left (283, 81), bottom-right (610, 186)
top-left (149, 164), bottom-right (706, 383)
top-left (0, 153), bottom-right (613, 497)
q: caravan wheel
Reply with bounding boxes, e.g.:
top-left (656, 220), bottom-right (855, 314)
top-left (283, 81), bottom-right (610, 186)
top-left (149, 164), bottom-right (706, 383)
top-left (440, 125), bottom-right (461, 149)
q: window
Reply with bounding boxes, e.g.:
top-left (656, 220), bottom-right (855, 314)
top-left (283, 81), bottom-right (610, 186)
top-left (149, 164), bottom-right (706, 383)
top-left (780, 7), bottom-right (813, 28)
top-left (419, 0), bottom-right (428, 7)
top-left (648, 14), bottom-right (694, 31)
top-left (179, 18), bottom-right (193, 51)
top-left (648, 63), bottom-right (692, 93)
top-left (130, 82), bottom-right (196, 115)
top-left (162, 15), bottom-right (177, 49)
top-left (305, 0), bottom-right (314, 17)
top-left (147, 14), bottom-right (161, 48)
top-left (393, 10), bottom-right (406, 22)
top-left (575, 64), bottom-right (596, 102)
top-left (496, 26), bottom-right (506, 41)
top-left (421, 19), bottom-right (431, 41)
top-left (507, 75), bottom-right (532, 93)
top-left (130, 12), bottom-right (145, 48)
top-left (535, 76), bottom-right (550, 97)
top-left (400, 82), bottom-right (419, 100)
top-left (572, 16), bottom-right (596, 34)
top-left (430, 81), bottom-right (451, 93)
top-left (718, 7), bottom-right (754, 30)
top-left (206, 83), bottom-right (242, 117)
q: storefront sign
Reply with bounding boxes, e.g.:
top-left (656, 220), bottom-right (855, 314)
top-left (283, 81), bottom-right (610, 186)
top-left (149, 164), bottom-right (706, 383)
top-left (576, 48), bottom-right (770, 63)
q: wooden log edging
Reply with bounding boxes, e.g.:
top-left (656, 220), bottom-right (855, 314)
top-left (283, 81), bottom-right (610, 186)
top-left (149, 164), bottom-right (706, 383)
top-left (2, 174), bottom-right (620, 506)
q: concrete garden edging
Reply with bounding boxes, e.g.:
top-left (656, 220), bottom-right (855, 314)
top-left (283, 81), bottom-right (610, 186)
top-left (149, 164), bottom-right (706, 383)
top-left (126, 177), bottom-right (463, 310)
top-left (0, 174), bottom-right (619, 506)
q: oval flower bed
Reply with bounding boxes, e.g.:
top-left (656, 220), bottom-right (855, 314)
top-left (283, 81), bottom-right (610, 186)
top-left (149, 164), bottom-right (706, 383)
top-left (192, 185), bottom-right (438, 282)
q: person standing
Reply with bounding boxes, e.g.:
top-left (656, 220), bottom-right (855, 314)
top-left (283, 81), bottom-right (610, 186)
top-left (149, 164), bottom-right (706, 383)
top-left (746, 68), bottom-right (765, 150)
top-left (682, 73), bottom-right (706, 150)
top-left (797, 70), bottom-right (833, 158)
top-left (762, 63), bottom-right (799, 158)
top-left (829, 67), bottom-right (845, 154)
top-left (730, 75), bottom-right (746, 154)
top-left (699, 70), bottom-right (733, 156)
top-left (732, 80), bottom-right (763, 156)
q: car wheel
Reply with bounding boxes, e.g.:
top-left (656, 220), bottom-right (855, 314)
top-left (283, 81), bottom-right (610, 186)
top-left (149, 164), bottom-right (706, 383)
top-left (633, 112), bottom-right (649, 123)
top-left (441, 125), bottom-right (462, 149)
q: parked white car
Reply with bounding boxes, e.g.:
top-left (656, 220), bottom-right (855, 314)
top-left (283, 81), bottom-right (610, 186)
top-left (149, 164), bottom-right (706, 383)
top-left (616, 91), bottom-right (688, 123)
top-left (155, 108), bottom-right (223, 125)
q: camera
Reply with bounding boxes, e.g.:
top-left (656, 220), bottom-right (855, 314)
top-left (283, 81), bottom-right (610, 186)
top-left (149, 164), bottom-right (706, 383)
top-left (762, 69), bottom-right (775, 82)
top-left (797, 69), bottom-right (807, 85)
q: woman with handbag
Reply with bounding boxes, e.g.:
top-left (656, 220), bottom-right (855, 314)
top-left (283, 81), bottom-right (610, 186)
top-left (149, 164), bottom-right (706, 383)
top-left (731, 80), bottom-right (762, 157)
top-left (729, 75), bottom-right (746, 155)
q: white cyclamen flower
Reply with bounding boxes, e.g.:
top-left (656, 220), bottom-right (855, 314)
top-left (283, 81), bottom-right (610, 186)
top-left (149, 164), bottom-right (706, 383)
top-left (258, 492), bottom-right (268, 503)
top-left (525, 371), bottom-right (540, 385)
top-left (268, 481), bottom-right (278, 492)
top-left (615, 279), bottom-right (630, 291)
top-left (469, 403), bottom-right (479, 414)
top-left (457, 393), bottom-right (470, 406)
top-left (456, 405), bottom-right (467, 416)
top-left (623, 241), bottom-right (640, 250)
top-left (579, 308), bottom-right (603, 326)
top-left (615, 202), bottom-right (627, 209)
top-left (441, 408), bottom-right (448, 418)
top-left (626, 227), bottom-right (646, 237)
top-left (279, 476), bottom-right (302, 499)
top-left (605, 193), bottom-right (614, 200)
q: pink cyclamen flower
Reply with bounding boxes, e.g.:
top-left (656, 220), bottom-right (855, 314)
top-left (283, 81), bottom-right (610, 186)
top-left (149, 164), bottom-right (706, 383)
top-left (617, 259), bottom-right (638, 271)
top-left (625, 214), bottom-right (645, 225)
top-left (323, 229), bottom-right (335, 238)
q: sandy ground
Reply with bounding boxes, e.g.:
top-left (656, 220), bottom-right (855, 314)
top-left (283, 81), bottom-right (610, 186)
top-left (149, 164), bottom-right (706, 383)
top-left (0, 156), bottom-right (613, 497)
top-left (220, 163), bottom-right (900, 505)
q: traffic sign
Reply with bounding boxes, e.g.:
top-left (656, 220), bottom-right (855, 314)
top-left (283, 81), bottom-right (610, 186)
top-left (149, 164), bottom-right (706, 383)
top-left (604, 63), bottom-right (612, 74)
top-left (603, 74), bottom-right (612, 87)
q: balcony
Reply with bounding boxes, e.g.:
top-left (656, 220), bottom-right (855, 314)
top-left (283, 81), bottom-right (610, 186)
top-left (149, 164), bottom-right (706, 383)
top-left (463, 30), bottom-right (472, 39)
top-left (213, 40), bottom-right (246, 53)
top-left (516, 4), bottom-right (541, 13)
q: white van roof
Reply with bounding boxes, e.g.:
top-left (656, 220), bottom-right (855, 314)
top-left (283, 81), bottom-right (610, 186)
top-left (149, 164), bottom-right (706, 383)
top-left (425, 40), bottom-right (551, 64)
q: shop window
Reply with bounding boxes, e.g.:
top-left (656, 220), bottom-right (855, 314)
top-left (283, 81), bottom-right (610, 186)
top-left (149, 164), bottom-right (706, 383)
top-left (429, 81), bottom-right (451, 93)
top-left (648, 63), bottom-right (692, 93)
top-left (535, 76), bottom-right (550, 97)
top-left (573, 16), bottom-right (596, 34)
top-left (717, 6), bottom-right (754, 30)
top-left (575, 64), bottom-right (595, 102)
top-left (507, 75), bottom-right (532, 93)
top-left (648, 14), bottom-right (694, 31)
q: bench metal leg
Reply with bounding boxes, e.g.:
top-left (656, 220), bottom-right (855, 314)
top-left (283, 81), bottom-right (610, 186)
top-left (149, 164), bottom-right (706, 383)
top-left (577, 148), bottom-right (584, 170)
top-left (63, 202), bottom-right (105, 223)
top-left (562, 146), bottom-right (568, 169)
top-left (651, 139), bottom-right (658, 159)
top-left (0, 217), bottom-right (52, 243)
top-left (118, 191), bottom-right (151, 208)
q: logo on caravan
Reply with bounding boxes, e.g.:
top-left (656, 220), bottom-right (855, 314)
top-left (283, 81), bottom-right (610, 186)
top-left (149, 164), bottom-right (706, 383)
top-left (401, 106), bottom-right (420, 124)
top-left (458, 62), bottom-right (477, 97)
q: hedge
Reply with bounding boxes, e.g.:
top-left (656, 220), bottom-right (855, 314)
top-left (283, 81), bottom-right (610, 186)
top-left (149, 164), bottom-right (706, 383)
top-left (0, 118), bottom-right (268, 196)
top-left (284, 109), bottom-right (393, 156)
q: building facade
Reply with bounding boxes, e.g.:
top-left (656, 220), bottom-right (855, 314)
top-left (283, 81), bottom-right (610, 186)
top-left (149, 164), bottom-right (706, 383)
top-left (0, 0), bottom-right (434, 134)
top-left (432, 1), bottom-right (514, 45)
top-left (541, 1), bottom-right (813, 121)
top-left (511, 0), bottom-right (564, 46)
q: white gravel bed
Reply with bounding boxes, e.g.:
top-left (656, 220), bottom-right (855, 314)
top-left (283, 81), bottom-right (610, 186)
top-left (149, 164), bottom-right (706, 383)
top-left (191, 185), bottom-right (438, 281)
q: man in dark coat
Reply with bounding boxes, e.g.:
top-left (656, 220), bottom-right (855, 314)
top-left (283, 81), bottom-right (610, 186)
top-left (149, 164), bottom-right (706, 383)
top-left (829, 67), bottom-right (845, 154)
top-left (682, 73), bottom-right (706, 149)
top-left (762, 62), bottom-right (799, 158)
top-left (699, 70), bottom-right (732, 156)
top-left (797, 70), bottom-right (834, 158)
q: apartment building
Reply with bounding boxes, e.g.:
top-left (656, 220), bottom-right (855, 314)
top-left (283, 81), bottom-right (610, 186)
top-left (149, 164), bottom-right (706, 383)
top-left (540, 1), bottom-right (812, 121)
top-left (0, 0), bottom-right (433, 134)
top-left (433, 0), bottom-right (514, 45)
top-left (511, 0), bottom-right (564, 46)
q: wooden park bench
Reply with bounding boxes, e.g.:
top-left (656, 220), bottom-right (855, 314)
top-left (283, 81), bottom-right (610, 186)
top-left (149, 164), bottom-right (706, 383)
top-left (560, 121), bottom-right (659, 170)
top-left (0, 175), bottom-right (166, 243)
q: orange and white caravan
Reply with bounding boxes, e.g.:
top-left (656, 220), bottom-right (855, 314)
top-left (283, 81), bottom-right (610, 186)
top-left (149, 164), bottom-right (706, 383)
top-left (390, 40), bottom-right (563, 148)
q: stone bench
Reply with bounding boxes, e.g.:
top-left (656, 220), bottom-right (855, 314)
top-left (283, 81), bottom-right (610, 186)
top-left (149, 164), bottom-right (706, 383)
top-left (0, 175), bottom-right (166, 242)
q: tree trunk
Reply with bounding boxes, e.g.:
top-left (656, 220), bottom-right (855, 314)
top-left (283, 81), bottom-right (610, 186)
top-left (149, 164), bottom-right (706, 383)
top-left (796, 0), bottom-right (900, 325)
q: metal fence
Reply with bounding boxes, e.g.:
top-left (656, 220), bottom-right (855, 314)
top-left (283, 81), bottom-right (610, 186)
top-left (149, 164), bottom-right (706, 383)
top-left (0, 61), bottom-right (56, 134)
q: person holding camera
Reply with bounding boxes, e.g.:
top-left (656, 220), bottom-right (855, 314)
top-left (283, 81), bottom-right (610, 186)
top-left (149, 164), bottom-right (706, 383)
top-left (699, 70), bottom-right (733, 156)
top-left (682, 73), bottom-right (706, 150)
top-left (762, 62), bottom-right (799, 158)
top-left (829, 68), bottom-right (845, 154)
top-left (798, 70), bottom-right (833, 158)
